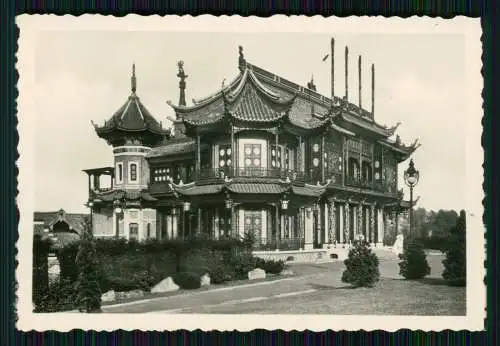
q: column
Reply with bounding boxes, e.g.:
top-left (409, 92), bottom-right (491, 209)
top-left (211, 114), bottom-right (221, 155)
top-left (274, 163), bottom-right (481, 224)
top-left (352, 204), bottom-right (357, 239)
top-left (112, 211), bottom-right (117, 237)
top-left (364, 206), bottom-right (370, 241)
top-left (370, 204), bottom-right (375, 244)
top-left (344, 203), bottom-right (350, 243)
top-left (384, 210), bottom-right (391, 245)
top-left (324, 203), bottom-right (329, 244)
top-left (197, 207), bottom-right (202, 235)
top-left (338, 203), bottom-right (344, 244)
top-left (172, 208), bottom-right (178, 239)
top-left (377, 207), bottom-right (384, 245)
top-left (357, 204), bottom-right (362, 239)
top-left (394, 211), bottom-right (399, 235)
top-left (231, 205), bottom-right (236, 238)
top-left (304, 207), bottom-right (314, 250)
top-left (329, 202), bottom-right (336, 244)
top-left (214, 208), bottom-right (220, 239)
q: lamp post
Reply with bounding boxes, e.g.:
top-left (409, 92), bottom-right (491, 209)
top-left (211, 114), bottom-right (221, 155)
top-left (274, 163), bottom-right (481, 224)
top-left (113, 200), bottom-right (123, 238)
top-left (183, 201), bottom-right (191, 239)
top-left (404, 159), bottom-right (420, 238)
top-left (87, 201), bottom-right (94, 235)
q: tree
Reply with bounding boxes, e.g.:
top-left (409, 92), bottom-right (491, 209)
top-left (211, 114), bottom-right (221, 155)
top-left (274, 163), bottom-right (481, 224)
top-left (442, 210), bottom-right (466, 286)
top-left (399, 237), bottom-right (431, 279)
top-left (75, 218), bottom-right (102, 312)
top-left (341, 240), bottom-right (380, 288)
top-left (33, 234), bottom-right (50, 310)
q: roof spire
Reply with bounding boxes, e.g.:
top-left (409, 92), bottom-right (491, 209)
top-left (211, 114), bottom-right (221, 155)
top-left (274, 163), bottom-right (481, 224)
top-left (177, 60), bottom-right (188, 106)
top-left (331, 37), bottom-right (335, 102)
top-left (238, 45), bottom-right (246, 73)
top-left (131, 63), bottom-right (137, 93)
top-left (358, 55), bottom-right (362, 109)
top-left (345, 46), bottom-right (349, 101)
top-left (371, 63), bottom-right (375, 117)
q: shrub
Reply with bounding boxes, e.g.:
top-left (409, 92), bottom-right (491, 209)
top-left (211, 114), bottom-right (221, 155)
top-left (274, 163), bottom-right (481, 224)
top-left (256, 258), bottom-right (285, 274)
top-left (399, 237), bottom-right (431, 280)
top-left (383, 232), bottom-right (396, 246)
top-left (241, 231), bottom-right (257, 251)
top-left (230, 252), bottom-right (257, 280)
top-left (341, 240), bottom-right (380, 288)
top-left (209, 265), bottom-right (233, 284)
top-left (56, 242), bottom-right (79, 283)
top-left (75, 220), bottom-right (102, 313)
top-left (442, 210), bottom-right (466, 286)
top-left (286, 256), bottom-right (295, 262)
top-left (172, 272), bottom-right (201, 289)
top-left (33, 234), bottom-right (50, 308)
top-left (34, 279), bottom-right (77, 312)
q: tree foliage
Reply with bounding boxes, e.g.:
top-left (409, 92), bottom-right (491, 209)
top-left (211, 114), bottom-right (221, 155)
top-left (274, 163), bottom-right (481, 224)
top-left (399, 237), bottom-right (431, 280)
top-left (75, 218), bottom-right (102, 312)
top-left (442, 210), bottom-right (466, 286)
top-left (341, 240), bottom-right (380, 288)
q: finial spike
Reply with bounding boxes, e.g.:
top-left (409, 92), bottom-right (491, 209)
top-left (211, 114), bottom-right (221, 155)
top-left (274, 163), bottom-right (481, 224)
top-left (131, 63), bottom-right (137, 93)
top-left (358, 55), bottom-right (362, 109)
top-left (331, 37), bottom-right (335, 102)
top-left (371, 63), bottom-right (375, 117)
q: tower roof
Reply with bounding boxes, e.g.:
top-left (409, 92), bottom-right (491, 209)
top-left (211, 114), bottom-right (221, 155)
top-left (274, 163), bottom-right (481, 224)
top-left (93, 64), bottom-right (169, 146)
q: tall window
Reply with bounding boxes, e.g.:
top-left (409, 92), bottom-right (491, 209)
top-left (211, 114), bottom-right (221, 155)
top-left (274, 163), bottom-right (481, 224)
top-left (146, 223), bottom-right (151, 239)
top-left (153, 167), bottom-right (170, 182)
top-left (271, 145), bottom-right (282, 169)
top-left (130, 163), bottom-right (137, 182)
top-left (116, 163), bottom-right (123, 183)
top-left (129, 223), bottom-right (139, 240)
top-left (218, 144), bottom-right (232, 176)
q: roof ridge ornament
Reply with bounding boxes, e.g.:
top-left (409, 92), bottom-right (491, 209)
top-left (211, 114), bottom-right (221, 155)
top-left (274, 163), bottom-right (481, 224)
top-left (131, 63), bottom-right (137, 93)
top-left (238, 45), bottom-right (246, 73)
top-left (177, 60), bottom-right (188, 106)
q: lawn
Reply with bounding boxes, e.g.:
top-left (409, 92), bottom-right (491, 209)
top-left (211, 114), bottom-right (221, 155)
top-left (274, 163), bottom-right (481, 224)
top-left (180, 253), bottom-right (466, 315)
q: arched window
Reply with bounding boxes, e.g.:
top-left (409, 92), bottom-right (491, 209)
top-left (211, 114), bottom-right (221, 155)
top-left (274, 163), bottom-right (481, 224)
top-left (130, 163), bottom-right (137, 182)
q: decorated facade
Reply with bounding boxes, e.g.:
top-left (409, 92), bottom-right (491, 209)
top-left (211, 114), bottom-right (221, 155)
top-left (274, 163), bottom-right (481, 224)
top-left (85, 39), bottom-right (419, 250)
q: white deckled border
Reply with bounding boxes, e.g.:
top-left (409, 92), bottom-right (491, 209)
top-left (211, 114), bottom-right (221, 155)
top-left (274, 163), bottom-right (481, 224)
top-left (16, 14), bottom-right (484, 332)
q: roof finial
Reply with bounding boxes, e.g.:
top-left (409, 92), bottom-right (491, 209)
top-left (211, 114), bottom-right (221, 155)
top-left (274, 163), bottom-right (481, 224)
top-left (131, 63), bottom-right (137, 93)
top-left (238, 45), bottom-right (246, 72)
top-left (345, 46), bottom-right (349, 101)
top-left (307, 74), bottom-right (317, 91)
top-left (177, 60), bottom-right (188, 106)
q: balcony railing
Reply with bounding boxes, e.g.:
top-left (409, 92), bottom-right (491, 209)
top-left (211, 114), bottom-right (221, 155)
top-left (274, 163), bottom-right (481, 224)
top-left (253, 237), bottom-right (305, 251)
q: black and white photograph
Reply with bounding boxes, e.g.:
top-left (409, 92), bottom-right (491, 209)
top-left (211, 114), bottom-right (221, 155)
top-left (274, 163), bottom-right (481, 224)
top-left (17, 15), bottom-right (484, 331)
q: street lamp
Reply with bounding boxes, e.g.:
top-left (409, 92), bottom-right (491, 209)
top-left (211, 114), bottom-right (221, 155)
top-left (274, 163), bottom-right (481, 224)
top-left (183, 201), bottom-right (191, 239)
top-left (404, 159), bottom-right (420, 238)
top-left (113, 200), bottom-right (123, 238)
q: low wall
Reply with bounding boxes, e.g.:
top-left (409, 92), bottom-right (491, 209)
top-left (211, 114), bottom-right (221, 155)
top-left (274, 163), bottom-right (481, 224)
top-left (252, 249), bottom-right (332, 263)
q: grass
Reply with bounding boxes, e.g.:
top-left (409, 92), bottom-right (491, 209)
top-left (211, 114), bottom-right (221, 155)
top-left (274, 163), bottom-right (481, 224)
top-left (173, 253), bottom-right (466, 315)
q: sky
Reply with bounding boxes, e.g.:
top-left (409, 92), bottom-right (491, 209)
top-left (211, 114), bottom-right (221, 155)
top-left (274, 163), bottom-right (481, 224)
top-left (31, 28), bottom-right (477, 214)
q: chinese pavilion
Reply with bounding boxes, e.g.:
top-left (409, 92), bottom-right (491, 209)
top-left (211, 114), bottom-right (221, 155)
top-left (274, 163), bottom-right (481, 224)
top-left (85, 39), bottom-right (419, 250)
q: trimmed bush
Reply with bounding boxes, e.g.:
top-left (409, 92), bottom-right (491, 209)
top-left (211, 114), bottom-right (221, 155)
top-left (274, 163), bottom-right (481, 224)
top-left (256, 258), bottom-right (285, 274)
top-left (442, 210), bottom-right (466, 286)
top-left (75, 221), bottom-right (102, 313)
top-left (399, 238), bottom-right (431, 280)
top-left (56, 242), bottom-right (79, 283)
top-left (341, 240), bottom-right (380, 288)
top-left (230, 252), bottom-right (257, 280)
top-left (172, 272), bottom-right (201, 289)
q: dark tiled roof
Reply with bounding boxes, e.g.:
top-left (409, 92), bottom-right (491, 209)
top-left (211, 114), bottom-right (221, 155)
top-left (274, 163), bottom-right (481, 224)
top-left (292, 184), bottom-right (325, 197)
top-left (176, 184), bottom-right (223, 196)
top-left (229, 83), bottom-right (287, 122)
top-left (34, 210), bottom-right (88, 234)
top-left (94, 189), bottom-right (157, 202)
top-left (94, 94), bottom-right (167, 136)
top-left (228, 183), bottom-right (287, 194)
top-left (147, 138), bottom-right (196, 158)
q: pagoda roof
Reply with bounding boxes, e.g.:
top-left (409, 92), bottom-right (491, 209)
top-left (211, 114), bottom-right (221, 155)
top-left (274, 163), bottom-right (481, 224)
top-left (168, 59), bottom-right (402, 138)
top-left (93, 64), bottom-right (169, 143)
top-left (147, 137), bottom-right (196, 158)
top-left (34, 209), bottom-right (87, 234)
top-left (92, 189), bottom-right (157, 202)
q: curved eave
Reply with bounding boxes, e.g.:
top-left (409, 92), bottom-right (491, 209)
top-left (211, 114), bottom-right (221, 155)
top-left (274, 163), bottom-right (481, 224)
top-left (378, 139), bottom-right (421, 161)
top-left (338, 112), bottom-right (397, 138)
top-left (93, 123), bottom-right (168, 137)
